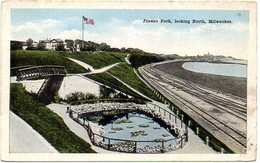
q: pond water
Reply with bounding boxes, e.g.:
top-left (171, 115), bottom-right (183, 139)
top-left (85, 111), bottom-right (176, 142)
top-left (182, 62), bottom-right (247, 78)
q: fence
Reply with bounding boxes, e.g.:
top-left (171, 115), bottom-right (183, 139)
top-left (69, 101), bottom-right (188, 153)
top-left (15, 65), bottom-right (67, 81)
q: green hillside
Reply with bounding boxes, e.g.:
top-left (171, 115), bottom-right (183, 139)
top-left (86, 72), bottom-right (147, 100)
top-left (66, 51), bottom-right (127, 69)
top-left (11, 50), bottom-right (87, 73)
top-left (107, 63), bottom-right (159, 101)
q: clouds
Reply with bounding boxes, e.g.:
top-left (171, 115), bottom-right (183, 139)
top-left (11, 17), bottom-right (249, 59)
top-left (56, 30), bottom-right (81, 40)
top-left (190, 22), bottom-right (248, 33)
top-left (11, 19), bottom-right (62, 41)
top-left (12, 19), bottom-right (61, 33)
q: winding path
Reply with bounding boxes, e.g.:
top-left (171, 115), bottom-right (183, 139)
top-left (67, 57), bottom-right (120, 75)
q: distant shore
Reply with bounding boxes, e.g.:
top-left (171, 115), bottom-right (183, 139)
top-left (200, 60), bottom-right (247, 65)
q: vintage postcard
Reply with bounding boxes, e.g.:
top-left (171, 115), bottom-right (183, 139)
top-left (0, 0), bottom-right (257, 162)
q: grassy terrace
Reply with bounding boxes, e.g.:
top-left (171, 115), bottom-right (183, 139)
top-left (65, 51), bottom-right (127, 69)
top-left (10, 84), bottom-right (96, 153)
top-left (11, 50), bottom-right (157, 100)
top-left (107, 63), bottom-right (159, 101)
top-left (86, 72), bottom-right (147, 100)
top-left (154, 61), bottom-right (247, 98)
top-left (63, 51), bottom-right (158, 101)
top-left (11, 50), bottom-right (87, 73)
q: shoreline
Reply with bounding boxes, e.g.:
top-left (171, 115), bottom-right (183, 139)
top-left (186, 60), bottom-right (247, 65)
top-left (153, 61), bottom-right (247, 98)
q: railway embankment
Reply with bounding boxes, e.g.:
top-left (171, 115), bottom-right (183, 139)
top-left (153, 61), bottom-right (247, 98)
top-left (138, 63), bottom-right (247, 153)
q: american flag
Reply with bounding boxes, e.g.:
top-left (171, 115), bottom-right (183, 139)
top-left (83, 16), bottom-right (94, 25)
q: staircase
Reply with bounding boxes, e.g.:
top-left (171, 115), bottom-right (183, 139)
top-left (37, 76), bottom-right (64, 104)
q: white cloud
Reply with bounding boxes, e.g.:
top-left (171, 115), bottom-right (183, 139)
top-left (12, 19), bottom-right (61, 34)
top-left (191, 22), bottom-right (248, 33)
top-left (56, 30), bottom-right (81, 40)
top-left (131, 19), bottom-right (143, 25)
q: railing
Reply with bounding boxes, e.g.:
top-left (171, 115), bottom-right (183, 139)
top-left (69, 101), bottom-right (188, 153)
top-left (11, 65), bottom-right (35, 76)
top-left (16, 65), bottom-right (67, 81)
top-left (70, 98), bottom-right (145, 105)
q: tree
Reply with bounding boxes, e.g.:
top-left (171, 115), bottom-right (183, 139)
top-left (129, 53), bottom-right (165, 67)
top-left (37, 42), bottom-right (46, 50)
top-left (121, 47), bottom-right (126, 53)
top-left (10, 41), bottom-right (23, 51)
top-left (99, 42), bottom-right (111, 51)
top-left (65, 39), bottom-right (74, 50)
top-left (26, 38), bottom-right (34, 50)
top-left (109, 47), bottom-right (121, 52)
top-left (83, 41), bottom-right (98, 52)
top-left (56, 43), bottom-right (64, 51)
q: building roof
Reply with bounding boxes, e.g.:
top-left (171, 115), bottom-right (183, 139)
top-left (39, 40), bottom-right (51, 43)
top-left (51, 39), bottom-right (63, 43)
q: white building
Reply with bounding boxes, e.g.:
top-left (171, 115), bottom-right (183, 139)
top-left (32, 41), bottom-right (38, 48)
top-left (40, 38), bottom-right (66, 50)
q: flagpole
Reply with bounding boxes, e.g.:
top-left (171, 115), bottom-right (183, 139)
top-left (82, 16), bottom-right (84, 49)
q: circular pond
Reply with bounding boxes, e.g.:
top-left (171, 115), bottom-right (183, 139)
top-left (83, 111), bottom-right (178, 148)
top-left (71, 102), bottom-right (188, 153)
top-left (90, 112), bottom-right (175, 140)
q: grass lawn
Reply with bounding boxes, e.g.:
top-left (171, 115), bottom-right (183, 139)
top-left (10, 83), bottom-right (96, 153)
top-left (86, 72), bottom-right (147, 100)
top-left (107, 63), bottom-right (159, 101)
top-left (11, 50), bottom-right (88, 73)
top-left (65, 51), bottom-right (127, 69)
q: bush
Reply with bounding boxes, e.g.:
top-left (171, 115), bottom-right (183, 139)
top-left (129, 53), bottom-right (164, 67)
top-left (65, 92), bottom-right (97, 103)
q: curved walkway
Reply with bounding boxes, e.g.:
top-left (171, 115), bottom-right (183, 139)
top-left (125, 54), bottom-right (131, 65)
top-left (67, 57), bottom-right (120, 75)
top-left (47, 103), bottom-right (116, 153)
top-left (68, 57), bottom-right (94, 71)
top-left (9, 111), bottom-right (58, 153)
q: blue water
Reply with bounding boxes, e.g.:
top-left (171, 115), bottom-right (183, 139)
top-left (182, 62), bottom-right (247, 78)
top-left (103, 113), bottom-right (175, 141)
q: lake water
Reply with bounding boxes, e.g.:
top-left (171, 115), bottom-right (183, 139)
top-left (182, 62), bottom-right (247, 78)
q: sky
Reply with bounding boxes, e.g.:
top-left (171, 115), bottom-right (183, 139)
top-left (11, 9), bottom-right (249, 59)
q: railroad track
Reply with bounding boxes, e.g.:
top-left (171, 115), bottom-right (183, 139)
top-left (145, 67), bottom-right (247, 119)
top-left (138, 65), bottom-right (247, 153)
